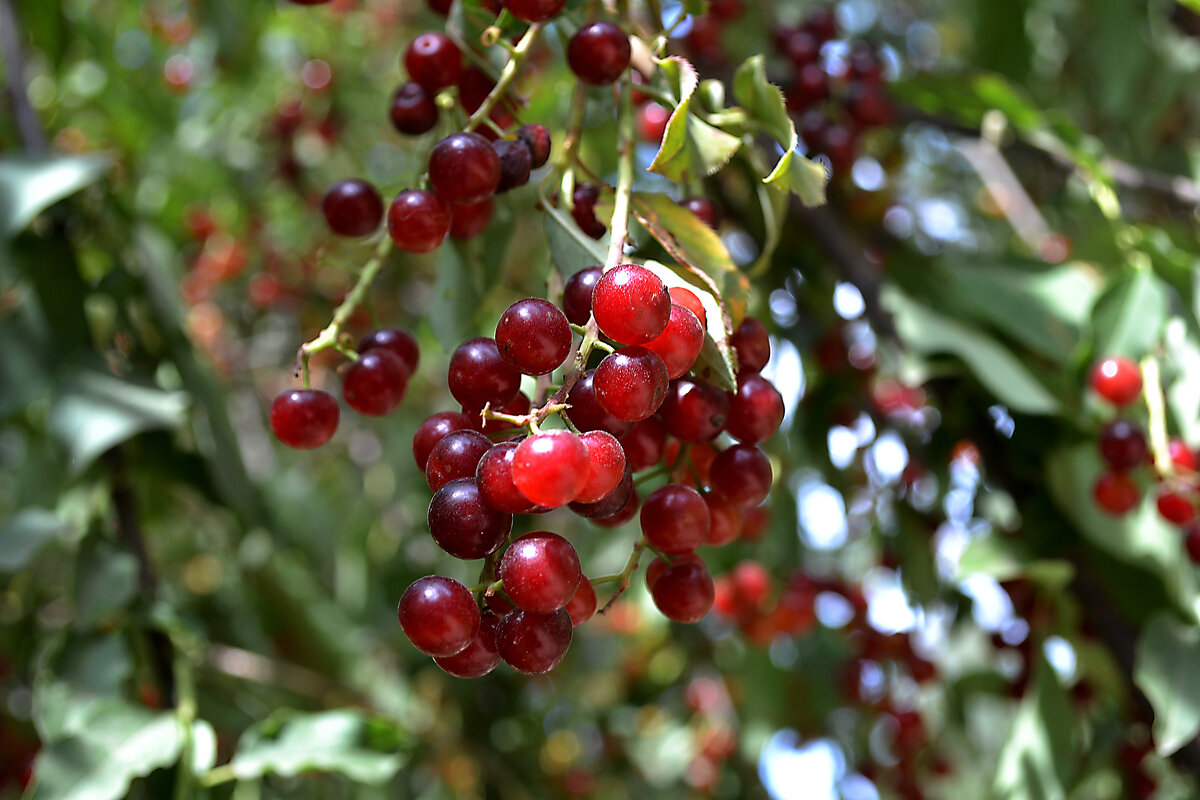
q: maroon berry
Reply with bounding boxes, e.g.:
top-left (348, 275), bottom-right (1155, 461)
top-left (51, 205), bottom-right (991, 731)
top-left (429, 132), bottom-right (502, 206)
top-left (1091, 357), bottom-right (1142, 406)
top-left (662, 378), bottom-right (729, 442)
top-left (495, 608), bottom-right (572, 674)
top-left (413, 411), bottom-right (478, 470)
top-left (568, 21), bottom-right (631, 86)
top-left (516, 123), bottom-right (552, 168)
top-left (476, 441), bottom-right (539, 514)
top-left (342, 349), bottom-right (409, 416)
top-left (650, 559), bottom-right (715, 623)
top-left (726, 373), bottom-right (785, 444)
top-left (448, 337), bottom-right (522, 412)
top-left (434, 614), bottom-right (501, 678)
top-left (620, 417), bottom-right (667, 471)
top-left (731, 317), bottom-right (770, 373)
top-left (428, 477), bottom-right (513, 559)
top-left (495, 298), bottom-right (572, 375)
top-left (571, 183), bottom-right (606, 239)
top-left (1156, 486), bottom-right (1195, 525)
top-left (322, 179), bottom-right (384, 237)
top-left (388, 189), bottom-right (450, 252)
top-left (503, 0), bottom-right (566, 23)
top-left (820, 125), bottom-right (856, 172)
top-left (592, 264), bottom-right (672, 345)
top-left (594, 346), bottom-right (670, 421)
top-left (710, 445), bottom-right (772, 507)
top-left (681, 197), bottom-right (721, 230)
top-left (570, 464), bottom-right (634, 519)
top-left (449, 198), bottom-right (494, 240)
top-left (425, 428), bottom-right (492, 492)
top-left (784, 30), bottom-right (820, 66)
top-left (705, 495), bottom-right (743, 546)
top-left (1093, 471), bottom-right (1140, 515)
top-left (563, 266), bottom-right (602, 325)
top-left (789, 63), bottom-right (829, 110)
top-left (590, 485), bottom-right (640, 528)
top-left (500, 532), bottom-right (582, 613)
top-left (565, 370), bottom-right (633, 437)
top-left (427, 0), bottom-right (453, 14)
top-left (803, 7), bottom-right (839, 42)
top-left (566, 579), bottom-right (597, 626)
top-left (404, 32), bottom-right (462, 92)
top-left (358, 328), bottom-right (419, 374)
top-left (1185, 524), bottom-right (1200, 564)
top-left (398, 576), bottom-right (480, 657)
top-left (641, 484), bottom-right (711, 554)
top-left (494, 138), bottom-right (533, 193)
top-left (846, 81), bottom-right (892, 128)
top-left (270, 389), bottom-right (339, 449)
top-left (643, 305), bottom-right (704, 380)
top-left (512, 430), bottom-right (590, 508)
top-left (1098, 420), bottom-right (1148, 472)
top-left (575, 430), bottom-right (627, 503)
top-left (389, 82), bottom-right (438, 136)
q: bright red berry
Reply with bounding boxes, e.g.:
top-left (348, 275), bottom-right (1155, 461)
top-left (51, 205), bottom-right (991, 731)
top-left (565, 370), bottom-right (634, 437)
top-left (594, 346), bottom-right (670, 421)
top-left (495, 608), bottom-right (572, 674)
top-left (643, 305), bottom-right (705, 380)
top-left (592, 264), bottom-right (672, 345)
top-left (341, 349), bottom-right (409, 416)
top-left (428, 132), bottom-right (501, 206)
top-left (668, 287), bottom-right (707, 327)
top-left (428, 477), bottom-right (513, 559)
top-left (1090, 357), bottom-right (1142, 406)
top-left (495, 298), bottom-right (572, 375)
top-left (1170, 439), bottom-right (1198, 472)
top-left (500, 532), bottom-right (582, 613)
top-left (1156, 486), bottom-right (1195, 525)
top-left (322, 179), bottom-right (384, 237)
top-left (641, 484), bottom-right (711, 554)
top-left (448, 337), bottom-right (522, 412)
top-left (567, 21), bottom-right (631, 85)
top-left (637, 102), bottom-right (670, 144)
top-left (575, 430), bottom-right (627, 503)
top-left (710, 445), bottom-right (772, 507)
top-left (476, 441), bottom-right (540, 514)
top-left (404, 32), bottom-right (462, 92)
top-left (434, 615), bottom-right (501, 678)
top-left (512, 430), bottom-right (591, 507)
top-left (388, 189), bottom-right (450, 252)
top-left (270, 389), bottom-right (339, 449)
top-left (1093, 471), bottom-right (1140, 515)
top-left (398, 576), bottom-right (480, 657)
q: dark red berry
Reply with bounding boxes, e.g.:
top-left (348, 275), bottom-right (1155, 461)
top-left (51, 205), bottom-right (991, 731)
top-left (709, 0), bottom-right (743, 20)
top-left (575, 430), bottom-right (627, 503)
top-left (727, 373), bottom-right (785, 444)
top-left (705, 495), bottom-right (743, 546)
top-left (662, 378), bottom-right (729, 442)
top-left (429, 132), bottom-right (502, 206)
top-left (512, 430), bottom-right (590, 508)
top-left (500, 532), bottom-right (582, 613)
top-left (495, 608), bottom-right (572, 674)
top-left (710, 445), bottom-right (772, 507)
top-left (803, 7), bottom-right (839, 42)
top-left (620, 417), bottom-right (667, 471)
top-left (429, 477), bottom-right (513, 559)
top-left (448, 337), bottom-right (522, 412)
top-left (571, 183), bottom-right (606, 239)
top-left (1093, 471), bottom-right (1140, 515)
top-left (594, 346), bottom-right (670, 421)
top-left (494, 138), bottom-right (532, 193)
top-left (404, 32), bottom-right (462, 92)
top-left (449, 198), bottom-right (494, 239)
top-left (731, 317), bottom-right (770, 373)
top-left (565, 370), bottom-right (634, 437)
top-left (681, 197), bottom-right (721, 230)
top-left (477, 441), bottom-right (539, 513)
top-left (590, 486), bottom-right (640, 528)
top-left (425, 428), bottom-right (492, 492)
top-left (270, 390), bottom-right (339, 449)
top-left (1090, 357), bottom-right (1142, 406)
top-left (592, 264), bottom-right (672, 345)
top-left (563, 266), bottom-right (602, 325)
top-left (568, 21), bottom-right (631, 86)
top-left (342, 349), bottom-right (409, 416)
top-left (650, 559), bottom-right (715, 623)
top-left (643, 305), bottom-right (704, 380)
top-left (503, 0), bottom-right (566, 23)
top-left (846, 81), bottom-right (892, 128)
top-left (784, 30), bottom-right (820, 66)
top-left (516, 123), bottom-right (552, 168)
top-left (570, 464), bottom-right (634, 519)
top-left (388, 189), bottom-right (450, 252)
top-left (413, 411), bottom-right (478, 470)
top-left (1184, 524), bottom-right (1200, 564)
top-left (1156, 486), bottom-right (1195, 525)
top-left (645, 552), bottom-right (702, 590)
top-left (358, 328), bottom-right (419, 374)
top-left (788, 63), bottom-right (829, 110)
top-left (427, 0), bottom-right (453, 14)
top-left (495, 298), bottom-right (572, 375)
top-left (434, 615), bottom-right (501, 678)
top-left (389, 82), bottom-right (438, 136)
top-left (398, 576), bottom-right (480, 657)
top-left (565, 579), bottom-right (597, 626)
top-left (641, 484), bottom-right (711, 554)
top-left (1098, 420), bottom-right (1148, 472)
top-left (820, 124), bottom-right (856, 172)
top-left (322, 179), bottom-right (384, 237)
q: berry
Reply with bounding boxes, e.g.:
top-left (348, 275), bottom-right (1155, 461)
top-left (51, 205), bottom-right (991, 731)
top-left (563, 266), bottom-right (602, 325)
top-left (590, 486), bottom-right (640, 528)
top-left (741, 504), bottom-right (770, 541)
top-left (270, 390), bottom-right (339, 449)
top-left (1185, 524), bottom-right (1200, 564)
top-left (650, 559), bottom-right (715, 623)
top-left (784, 30), bottom-right (820, 66)
top-left (428, 132), bottom-right (502, 206)
top-left (503, 0), bottom-right (566, 23)
top-left (820, 125), bottom-right (856, 172)
top-left (803, 7), bottom-right (839, 42)
top-left (789, 63), bottom-right (829, 109)
top-left (434, 615), bottom-right (501, 678)
top-left (710, 445), bottom-right (772, 507)
top-left (730, 317), bottom-right (770, 373)
top-left (427, 0), bottom-right (453, 14)
top-left (425, 429), bottom-right (492, 492)
top-left (512, 430), bottom-right (591, 507)
top-left (448, 337), bottom-right (522, 411)
top-left (495, 298), bottom-right (572, 375)
top-left (727, 373), bottom-right (785, 444)
top-left (1098, 420), bottom-right (1148, 472)
top-left (705, 495), bottom-right (743, 546)
top-left (389, 82), bottom-right (438, 136)
top-left (495, 608), bottom-right (572, 674)
top-left (681, 197), bottom-right (721, 230)
top-left (388, 189), bottom-right (450, 252)
top-left (643, 305), bottom-right (705, 380)
top-left (342, 349), bottom-right (409, 416)
top-left (449, 198), bottom-right (494, 239)
top-left (662, 378), bottom-right (729, 442)
top-left (516, 123), bottom-right (552, 168)
top-left (637, 102), bottom-right (670, 144)
top-left (668, 287), bottom-right (707, 327)
top-left (646, 552), bottom-right (702, 589)
top-left (404, 32), bottom-right (462, 92)
top-left (570, 464), bottom-right (634, 519)
top-left (1093, 471), bottom-right (1140, 515)
top-left (1090, 357), bottom-right (1142, 406)
top-left (500, 532), bottom-right (582, 613)
top-left (641, 484), bottom-right (711, 554)
top-left (592, 264), bottom-right (672, 345)
top-left (593, 346), bottom-right (670, 422)
top-left (566, 370), bottom-right (634, 437)
top-left (1170, 439), bottom-right (1198, 472)
top-left (477, 441), bottom-right (540, 513)
top-left (1156, 486), bottom-right (1195, 525)
top-left (566, 579), bottom-right (597, 626)
top-left (358, 328), bottom-right (419, 374)
top-left (576, 430), bottom-right (627, 503)
top-left (398, 576), bottom-right (480, 657)
top-left (428, 477), bottom-right (513, 559)
top-left (494, 138), bottom-right (533, 193)
top-left (571, 183), bottom-right (607, 239)
top-left (321, 179), bottom-right (384, 237)
top-left (413, 411), bottom-right (478, 470)
top-left (846, 81), bottom-right (893, 128)
top-left (620, 417), bottom-right (667, 471)
top-left (567, 22), bottom-right (631, 86)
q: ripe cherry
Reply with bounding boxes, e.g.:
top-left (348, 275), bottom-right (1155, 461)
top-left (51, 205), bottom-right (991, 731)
top-left (681, 197), bottom-right (721, 230)
top-left (589, 485), bottom-right (640, 528)
top-left (1093, 471), bottom-right (1140, 515)
top-left (322, 179), bottom-right (384, 237)
top-left (730, 316), bottom-right (770, 373)
top-left (358, 328), bottom-right (419, 374)
top-left (477, 441), bottom-right (540, 513)
top-left (563, 266), bottom-right (602, 325)
top-left (567, 21), bottom-right (631, 86)
top-left (413, 411), bottom-right (478, 470)
top-left (512, 430), bottom-right (591, 507)
top-left (503, 0), bottom-right (566, 23)
top-left (500, 532), bottom-right (582, 613)
top-left (643, 305), bottom-right (705, 380)
top-left (404, 32), bottom-right (462, 92)
top-left (389, 82), bottom-right (438, 136)
top-left (570, 464), bottom-right (634, 520)
top-left (710, 445), bottom-right (772, 507)
top-left (1090, 356), bottom-right (1142, 406)
top-left (342, 350), bottom-right (409, 416)
top-left (641, 484), bottom-right (711, 554)
top-left (566, 370), bottom-right (634, 437)
top-left (650, 558), bottom-right (715, 623)
top-left (425, 428), bottom-right (492, 492)
top-left (494, 138), bottom-right (533, 193)
top-left (705, 495), bottom-right (743, 546)
top-left (1098, 420), bottom-right (1148, 472)
top-left (428, 477), bottom-right (513, 559)
top-left (727, 373), bottom-right (785, 444)
top-left (662, 378), bottom-right (729, 442)
top-left (270, 389), bottom-right (339, 449)
top-left (620, 417), bottom-right (667, 471)
top-left (448, 337), bottom-right (522, 412)
top-left (428, 132), bottom-right (502, 206)
top-left (388, 189), bottom-right (450, 253)
top-left (496, 608), bottom-right (573, 674)
top-left (637, 102), bottom-right (670, 144)
top-left (668, 286), bottom-right (707, 327)
top-left (434, 615), bottom-right (501, 678)
top-left (575, 430), bottom-right (627, 503)
top-left (566, 579), bottom-right (597, 626)
top-left (517, 123), bottom-right (552, 168)
top-left (592, 264), bottom-right (672, 345)
top-left (594, 346), bottom-right (670, 421)
top-left (1156, 486), bottom-right (1195, 525)
top-left (495, 298), bottom-right (572, 375)
top-left (449, 198), bottom-right (494, 239)
top-left (398, 576), bottom-right (480, 657)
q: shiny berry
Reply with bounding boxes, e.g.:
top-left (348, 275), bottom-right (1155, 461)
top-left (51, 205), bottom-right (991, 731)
top-left (398, 576), bottom-right (480, 657)
top-left (710, 445), bottom-right (772, 507)
top-left (681, 197), bottom-right (721, 230)
top-left (731, 317), bottom-right (770, 373)
top-left (1090, 357), bottom-right (1142, 406)
top-left (270, 390), bottom-right (339, 449)
top-left (1098, 420), bottom-right (1148, 472)
top-left (358, 328), bottom-right (419, 374)
top-left (589, 485), bottom-right (640, 528)
top-left (494, 138), bottom-right (532, 193)
top-left (567, 21), bottom-right (631, 85)
top-left (516, 123), bottom-right (552, 168)
top-left (650, 559), bottom-right (715, 623)
top-left (727, 373), bottom-right (785, 444)
top-left (496, 608), bottom-right (572, 674)
top-left (500, 532), bottom-right (582, 613)
top-left (429, 132), bottom-right (501, 206)
top-left (413, 411), bottom-right (478, 470)
top-left (705, 495), bottom-right (743, 546)
top-left (342, 349), bottom-right (409, 416)
top-left (434, 615), bottom-right (501, 678)
top-left (512, 430), bottom-right (591, 508)
top-left (425, 429), bottom-right (492, 492)
top-left (641, 484), bottom-right (711, 554)
top-left (563, 266), bottom-right (602, 325)
top-left (389, 82), bottom-right (438, 136)
top-left (575, 430), bottom-right (627, 503)
top-left (565, 579), bottom-right (597, 626)
top-left (428, 477), bottom-right (513, 559)
top-left (668, 287), bottom-right (707, 327)
top-left (388, 189), bottom-right (450, 252)
top-left (448, 337), bottom-right (522, 412)
top-left (404, 32), bottom-right (462, 92)
top-left (503, 0), bottom-right (566, 23)
top-left (495, 298), bottom-right (572, 375)
top-left (322, 179), bottom-right (384, 237)
top-left (594, 346), bottom-right (670, 422)
top-left (643, 305), bottom-right (704, 380)
top-left (565, 370), bottom-right (633, 437)
top-left (662, 378), bottom-right (729, 442)
top-left (1156, 486), bottom-right (1195, 525)
top-left (1093, 471), bottom-right (1140, 515)
top-left (592, 264), bottom-right (672, 345)
top-left (476, 441), bottom-right (539, 514)
top-left (570, 464), bottom-right (634, 519)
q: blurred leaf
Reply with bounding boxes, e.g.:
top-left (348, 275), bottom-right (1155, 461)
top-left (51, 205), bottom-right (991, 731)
top-left (228, 710), bottom-right (408, 785)
top-left (0, 508), bottom-right (68, 571)
top-left (544, 203), bottom-right (607, 276)
top-left (1090, 269), bottom-right (1168, 359)
top-left (994, 657), bottom-right (1073, 799)
top-left (1134, 612), bottom-right (1200, 756)
top-left (0, 155), bottom-right (110, 237)
top-left (192, 720), bottom-right (219, 776)
top-left (883, 287), bottom-right (1061, 415)
top-left (958, 535), bottom-right (1075, 589)
top-left (642, 260), bottom-right (737, 391)
top-left (34, 638), bottom-right (134, 743)
top-left (428, 242), bottom-right (483, 353)
top-left (73, 539), bottom-right (139, 628)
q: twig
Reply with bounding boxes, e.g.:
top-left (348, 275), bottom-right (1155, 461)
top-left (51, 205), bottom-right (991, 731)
top-left (464, 23), bottom-right (542, 134)
top-left (597, 540), bottom-right (646, 613)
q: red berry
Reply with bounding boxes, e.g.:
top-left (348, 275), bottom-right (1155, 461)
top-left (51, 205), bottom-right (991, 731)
top-left (641, 484), bottom-right (711, 554)
top-left (500, 531), bottom-right (582, 613)
top-left (428, 477), bottom-right (513, 559)
top-left (476, 441), bottom-right (540, 513)
top-left (425, 429), bottom-right (492, 492)
top-left (730, 317), bottom-right (770, 373)
top-left (398, 576), bottom-right (480, 657)
top-left (846, 81), bottom-right (892, 128)
top-left (342, 349), bottom-right (409, 416)
top-left (592, 264), bottom-right (672, 345)
top-left (567, 21), bottom-right (631, 86)
top-left (1093, 471), bottom-right (1140, 515)
top-left (741, 504), bottom-right (770, 541)
top-left (803, 7), bottom-right (839, 42)
top-left (620, 417), bottom-right (668, 471)
top-left (565, 579), bottom-right (597, 626)
top-left (637, 102), bottom-right (670, 144)
top-left (448, 337), bottom-right (522, 412)
top-left (1171, 439), bottom-right (1198, 472)
top-left (494, 138), bottom-right (533, 193)
top-left (449, 198), bottom-right (494, 239)
top-left (650, 558), bottom-right (715, 623)
top-left (594, 346), bottom-right (670, 421)
top-left (434, 614), bottom-right (501, 678)
top-left (680, 197), bottom-right (721, 230)
top-left (1090, 356), bottom-right (1142, 406)
top-left (645, 552), bottom-right (702, 589)
top-left (789, 63), bottom-right (829, 110)
top-left (428, 132), bottom-right (501, 206)
top-left (589, 485), bottom-right (640, 528)
top-left (820, 125), bottom-right (856, 172)
top-left (404, 32), bottom-right (462, 92)
top-left (427, 0), bottom-right (453, 14)
top-left (571, 183), bottom-right (607, 239)
top-left (566, 370), bottom-right (634, 437)
top-left (495, 608), bottom-right (572, 674)
top-left (710, 445), bottom-right (772, 507)
top-left (570, 464), bottom-right (634, 519)
top-left (516, 123), bottom-right (552, 168)
top-left (563, 266), bottom-right (602, 325)
top-left (413, 411), bottom-right (478, 470)
top-left (662, 378), bottom-right (729, 442)
top-left (270, 389), bottom-right (339, 449)
top-left (576, 430), bottom-right (627, 503)
top-left (668, 287), bottom-right (707, 327)
top-left (503, 0), bottom-right (566, 23)
top-left (1156, 486), bottom-right (1195, 525)
top-left (358, 328), bottom-right (419, 374)
top-left (705, 495), bottom-right (743, 546)
top-left (388, 189), bottom-right (450, 252)
top-left (477, 391), bottom-right (530, 436)
top-left (390, 82), bottom-right (438, 136)
top-left (322, 179), bottom-right (384, 237)
top-left (643, 305), bottom-right (705, 380)
top-left (1184, 524), bottom-right (1200, 564)
top-left (1098, 420), bottom-right (1148, 472)
top-left (726, 373), bottom-right (785, 444)
top-left (495, 298), bottom-right (572, 375)
top-left (783, 30), bottom-right (820, 66)
top-left (512, 430), bottom-right (591, 508)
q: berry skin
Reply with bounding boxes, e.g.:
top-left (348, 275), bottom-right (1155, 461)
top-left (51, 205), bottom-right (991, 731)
top-left (1184, 524), bottom-right (1200, 565)
top-left (503, 0), bottom-right (566, 23)
top-left (428, 132), bottom-right (502, 206)
top-left (565, 579), bottom-right (597, 626)
top-left (571, 183), bottom-right (607, 239)
top-left (681, 197), bottom-right (721, 230)
top-left (710, 445), bottom-right (772, 507)
top-left (570, 464), bottom-right (634, 519)
top-left (846, 81), bottom-right (893, 128)
top-left (448, 337), bottom-right (522, 412)
top-left (662, 378), bottom-right (729, 442)
top-left (1098, 420), bottom-right (1148, 472)
top-left (1170, 439), bottom-right (1198, 472)
top-left (789, 63), bottom-right (829, 109)
top-left (342, 350), bottom-right (409, 416)
top-left (643, 305), bottom-right (705, 380)
top-left (620, 417), bottom-right (667, 471)
top-left (495, 298), bottom-right (572, 375)
top-left (389, 82), bottom-right (438, 136)
top-left (434, 615), bottom-right (501, 678)
top-left (476, 442), bottom-right (539, 514)
top-left (567, 21), bottom-right (631, 85)
top-left (404, 32), bottom-right (462, 93)
top-left (1093, 471), bottom-right (1140, 515)
top-left (499, 532), bottom-right (582, 613)
top-left (494, 138), bottom-right (532, 193)
top-left (512, 430), bottom-right (591, 508)
top-left (566, 370), bottom-right (634, 437)
top-left (637, 102), bottom-right (670, 144)
top-left (495, 608), bottom-right (573, 674)
top-left (641, 484), bottom-right (711, 554)
top-left (563, 266), bottom-right (602, 325)
top-left (650, 558), bottom-right (715, 623)
top-left (270, 390), bottom-right (339, 449)
top-left (516, 123), bottom-right (552, 168)
top-left (1090, 357), bottom-right (1142, 406)
top-left (668, 286), bottom-right (707, 327)
top-left (804, 7), bottom-right (839, 42)
top-left (726, 373), bottom-right (785, 444)
top-left (575, 430), bottom-right (627, 503)
top-left (322, 179), bottom-right (384, 237)
top-left (705, 495), bottom-right (743, 546)
top-left (730, 316), bottom-right (770, 373)
top-left (413, 411), bottom-right (478, 470)
top-left (358, 328), bottom-right (419, 374)
top-left (449, 198), bottom-right (494, 239)
top-left (388, 189), bottom-right (451, 252)
top-left (398, 576), bottom-right (480, 657)
top-left (594, 346), bottom-right (670, 422)
top-left (590, 486), bottom-right (640, 528)
top-left (425, 429), bottom-right (492, 492)
top-left (645, 552), bottom-right (703, 589)
top-left (592, 264), bottom-right (672, 345)
top-left (1156, 486), bottom-right (1195, 525)
top-left (428, 477), bottom-right (513, 559)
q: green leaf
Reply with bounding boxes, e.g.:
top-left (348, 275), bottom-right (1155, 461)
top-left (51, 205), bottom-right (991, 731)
top-left (73, 539), bottom-right (139, 628)
top-left (994, 657), bottom-right (1073, 799)
top-left (642, 260), bottom-right (737, 391)
top-left (228, 710), bottom-right (408, 785)
top-left (0, 509), bottom-right (68, 571)
top-left (1134, 613), bottom-right (1200, 756)
top-left (544, 203), bottom-right (607, 276)
top-left (428, 242), bottom-right (484, 353)
top-left (0, 154), bottom-right (111, 237)
top-left (883, 287), bottom-right (1061, 415)
top-left (647, 57), bottom-right (699, 181)
top-left (685, 115), bottom-right (741, 177)
top-left (958, 535), bottom-right (1075, 590)
top-left (1090, 269), bottom-right (1168, 359)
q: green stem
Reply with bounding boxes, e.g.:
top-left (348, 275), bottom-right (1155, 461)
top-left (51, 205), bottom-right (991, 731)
top-left (171, 646), bottom-right (197, 800)
top-left (555, 81), bottom-right (590, 173)
top-left (1142, 356), bottom-right (1172, 476)
top-left (464, 23), bottom-right (543, 134)
top-left (298, 235), bottom-right (393, 370)
top-left (598, 540), bottom-right (646, 613)
top-left (605, 73), bottom-right (636, 272)
top-left (200, 764), bottom-right (236, 789)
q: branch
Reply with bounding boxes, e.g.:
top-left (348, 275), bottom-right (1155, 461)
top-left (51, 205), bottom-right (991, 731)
top-left (464, 23), bottom-right (542, 134)
top-left (0, 0), bottom-right (46, 154)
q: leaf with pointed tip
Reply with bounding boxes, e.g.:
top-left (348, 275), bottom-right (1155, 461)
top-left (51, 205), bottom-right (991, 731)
top-left (642, 260), bottom-right (737, 391)
top-left (0, 154), bottom-right (111, 237)
top-left (648, 57), bottom-right (700, 181)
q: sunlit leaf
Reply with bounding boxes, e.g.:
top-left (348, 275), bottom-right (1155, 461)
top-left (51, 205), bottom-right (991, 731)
top-left (1135, 613), bottom-right (1200, 755)
top-left (0, 154), bottom-right (111, 238)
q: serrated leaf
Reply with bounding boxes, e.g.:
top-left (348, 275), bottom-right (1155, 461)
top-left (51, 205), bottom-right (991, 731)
top-left (1134, 613), bottom-right (1200, 755)
top-left (0, 154), bottom-right (111, 237)
top-left (1091, 268), bottom-right (1168, 358)
top-left (686, 116), bottom-right (741, 176)
top-left (642, 260), bottom-right (737, 390)
top-left (0, 509), bottom-right (68, 571)
top-left (648, 57), bottom-right (700, 181)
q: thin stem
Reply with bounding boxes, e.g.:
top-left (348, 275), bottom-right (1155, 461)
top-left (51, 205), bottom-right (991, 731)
top-left (171, 648), bottom-right (197, 800)
top-left (200, 765), bottom-right (236, 789)
top-left (464, 23), bottom-right (543, 134)
top-left (555, 81), bottom-right (591, 173)
top-left (605, 73), bottom-right (636, 272)
top-left (1142, 356), bottom-right (1171, 476)
top-left (598, 540), bottom-right (646, 613)
top-left (297, 235), bottom-right (393, 372)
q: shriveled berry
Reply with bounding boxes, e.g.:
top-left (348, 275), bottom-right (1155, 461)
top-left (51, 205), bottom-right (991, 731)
top-left (413, 411), bottom-right (477, 470)
top-left (710, 445), bottom-right (772, 507)
top-left (566, 370), bottom-right (633, 437)
top-left (342, 349), bottom-right (409, 416)
top-left (641, 484), bottom-right (711, 554)
top-left (726, 373), bottom-right (785, 444)
top-left (568, 21), bottom-right (631, 86)
top-left (476, 441), bottom-right (539, 514)
top-left (389, 82), bottom-right (438, 136)
top-left (428, 477), bottom-right (513, 559)
top-left (358, 328), bottom-right (419, 374)
top-left (494, 138), bottom-right (533, 193)
top-left (576, 430), bottom-right (627, 503)
top-left (1093, 471), bottom-right (1140, 515)
top-left (496, 608), bottom-right (572, 674)
top-left (503, 0), bottom-right (566, 23)
top-left (434, 615), bottom-right (500, 678)
top-left (512, 430), bottom-right (591, 508)
top-left (563, 266), bottom-right (602, 325)
top-left (495, 298), bottom-right (572, 375)
top-left (322, 179), bottom-right (384, 237)
top-left (404, 32), bottom-right (462, 92)
top-left (448, 337), bottom-right (522, 412)
top-left (388, 189), bottom-right (450, 252)
top-left (425, 429), bottom-right (491, 492)
top-left (1098, 420), bottom-right (1148, 472)
top-left (1090, 356), bottom-right (1142, 406)
top-left (592, 264), bottom-right (672, 345)
top-left (662, 378), bottom-right (729, 442)
top-left (650, 559), bottom-right (715, 623)
top-left (449, 198), bottom-right (494, 239)
top-left (500, 531), bottom-right (582, 613)
top-left (270, 389), bottom-right (339, 449)
top-left (565, 579), bottom-right (597, 626)
top-left (398, 576), bottom-right (480, 657)
top-left (643, 305), bottom-right (705, 380)
top-left (429, 132), bottom-right (501, 206)
top-left (730, 316), bottom-right (770, 373)
top-left (516, 123), bottom-right (552, 168)
top-left (571, 183), bottom-right (606, 239)
top-left (594, 346), bottom-right (670, 422)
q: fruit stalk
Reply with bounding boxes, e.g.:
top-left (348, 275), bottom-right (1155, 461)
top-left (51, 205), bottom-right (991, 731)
top-left (464, 22), bottom-right (543, 134)
top-left (1141, 356), bottom-right (1172, 475)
